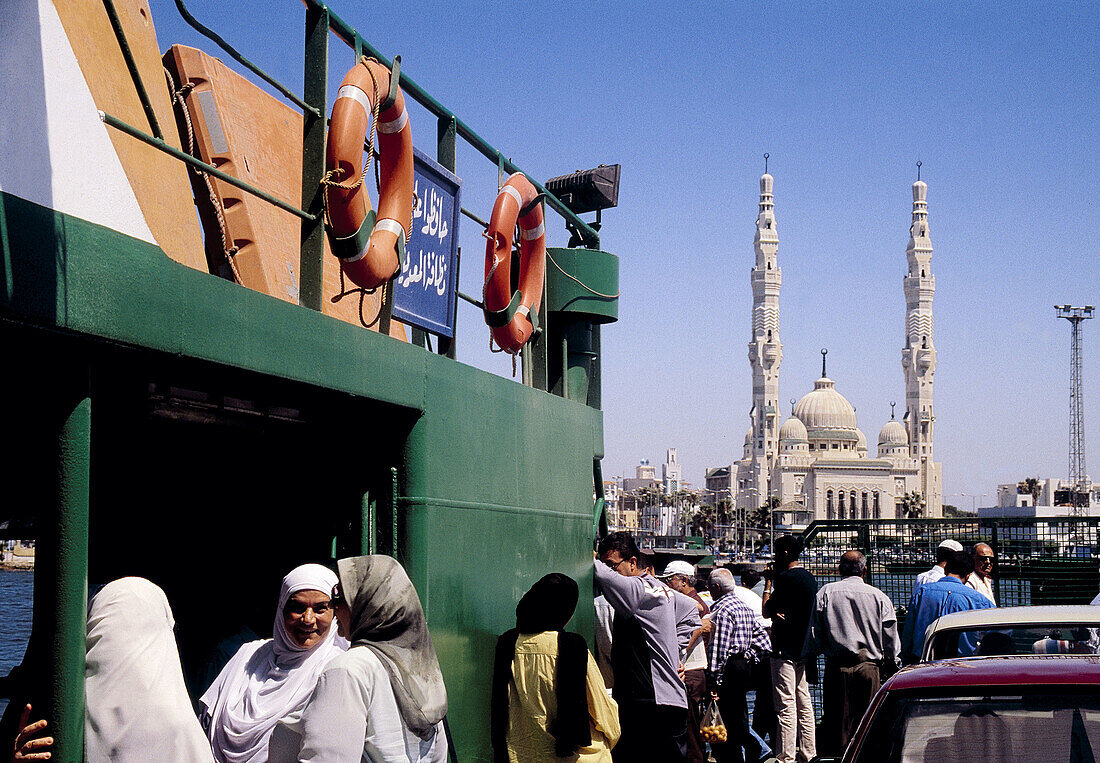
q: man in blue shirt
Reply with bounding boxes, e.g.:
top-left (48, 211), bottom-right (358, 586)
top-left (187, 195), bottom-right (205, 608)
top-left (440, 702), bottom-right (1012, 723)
top-left (901, 550), bottom-right (996, 663)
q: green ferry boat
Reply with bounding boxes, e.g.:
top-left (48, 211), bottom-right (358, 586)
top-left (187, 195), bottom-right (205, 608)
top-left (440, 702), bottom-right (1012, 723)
top-left (0, 1), bottom-right (619, 758)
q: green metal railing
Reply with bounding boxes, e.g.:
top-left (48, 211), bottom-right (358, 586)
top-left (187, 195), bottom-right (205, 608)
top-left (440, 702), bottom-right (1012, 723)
top-left (98, 112), bottom-right (317, 222)
top-left (307, 0), bottom-right (600, 247)
top-left (98, 0), bottom-right (605, 363)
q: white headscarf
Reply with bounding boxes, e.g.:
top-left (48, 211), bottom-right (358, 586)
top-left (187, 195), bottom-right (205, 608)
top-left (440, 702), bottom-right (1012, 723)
top-left (201, 563), bottom-right (345, 763)
top-left (85, 577), bottom-right (214, 762)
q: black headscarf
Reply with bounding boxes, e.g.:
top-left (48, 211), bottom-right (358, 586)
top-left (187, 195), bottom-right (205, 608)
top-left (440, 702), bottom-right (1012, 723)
top-left (491, 573), bottom-right (591, 761)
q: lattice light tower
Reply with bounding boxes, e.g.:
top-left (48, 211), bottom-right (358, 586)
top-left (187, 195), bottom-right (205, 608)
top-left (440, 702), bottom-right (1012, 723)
top-left (1056, 304), bottom-right (1095, 514)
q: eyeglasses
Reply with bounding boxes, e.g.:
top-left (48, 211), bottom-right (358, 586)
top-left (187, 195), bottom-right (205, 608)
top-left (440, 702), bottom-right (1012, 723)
top-left (284, 599), bottom-right (334, 617)
top-left (976, 555), bottom-right (995, 562)
top-left (603, 558), bottom-right (627, 571)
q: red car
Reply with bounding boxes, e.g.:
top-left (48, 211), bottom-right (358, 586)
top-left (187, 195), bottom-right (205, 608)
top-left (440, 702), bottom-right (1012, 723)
top-left (839, 655), bottom-right (1100, 762)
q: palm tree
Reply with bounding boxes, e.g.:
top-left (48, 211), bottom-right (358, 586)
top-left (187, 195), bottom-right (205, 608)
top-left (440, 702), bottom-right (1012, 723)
top-left (632, 484), bottom-right (662, 535)
top-left (674, 488), bottom-right (697, 512)
top-left (899, 491), bottom-right (925, 519)
top-left (689, 504), bottom-right (712, 537)
top-left (1023, 477), bottom-right (1041, 505)
top-left (669, 489), bottom-right (697, 536)
top-left (750, 496), bottom-right (781, 531)
top-left (715, 498), bottom-right (732, 527)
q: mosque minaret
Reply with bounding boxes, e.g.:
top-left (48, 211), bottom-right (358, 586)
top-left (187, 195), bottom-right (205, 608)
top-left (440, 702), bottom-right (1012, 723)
top-left (745, 165), bottom-right (782, 513)
top-left (902, 169), bottom-right (942, 515)
top-left (729, 165), bottom-right (943, 526)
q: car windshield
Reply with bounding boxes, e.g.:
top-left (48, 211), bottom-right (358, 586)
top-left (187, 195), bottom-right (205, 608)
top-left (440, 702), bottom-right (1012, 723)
top-left (854, 691), bottom-right (1100, 762)
top-left (925, 625), bottom-right (1100, 660)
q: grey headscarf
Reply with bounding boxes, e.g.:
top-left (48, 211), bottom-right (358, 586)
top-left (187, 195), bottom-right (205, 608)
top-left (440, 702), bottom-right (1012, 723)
top-left (336, 555), bottom-right (448, 738)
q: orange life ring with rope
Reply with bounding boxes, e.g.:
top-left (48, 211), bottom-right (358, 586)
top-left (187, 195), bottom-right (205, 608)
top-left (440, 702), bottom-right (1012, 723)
top-left (324, 57), bottom-right (413, 290)
top-left (483, 173), bottom-right (546, 355)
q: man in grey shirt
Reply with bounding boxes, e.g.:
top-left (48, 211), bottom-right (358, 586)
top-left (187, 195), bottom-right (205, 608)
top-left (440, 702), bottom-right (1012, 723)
top-left (803, 550), bottom-right (900, 756)
top-left (593, 593), bottom-right (615, 690)
top-left (595, 532), bottom-right (689, 761)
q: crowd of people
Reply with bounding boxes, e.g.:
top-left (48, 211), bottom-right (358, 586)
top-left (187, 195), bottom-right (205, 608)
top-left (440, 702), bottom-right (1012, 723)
top-left (8, 534), bottom-right (1013, 762)
top-left (10, 556), bottom-right (449, 763)
top-left (496, 531), bottom-right (1006, 763)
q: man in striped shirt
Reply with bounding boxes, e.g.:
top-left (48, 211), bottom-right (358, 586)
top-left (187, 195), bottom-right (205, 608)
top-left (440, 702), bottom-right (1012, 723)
top-left (707, 568), bottom-right (772, 763)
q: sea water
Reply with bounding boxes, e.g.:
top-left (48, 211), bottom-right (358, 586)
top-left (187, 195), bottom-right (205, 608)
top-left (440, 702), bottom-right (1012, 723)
top-left (0, 569), bottom-right (34, 717)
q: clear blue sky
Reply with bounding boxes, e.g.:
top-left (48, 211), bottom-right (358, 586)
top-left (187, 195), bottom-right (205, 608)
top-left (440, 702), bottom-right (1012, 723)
top-left (149, 0), bottom-right (1099, 506)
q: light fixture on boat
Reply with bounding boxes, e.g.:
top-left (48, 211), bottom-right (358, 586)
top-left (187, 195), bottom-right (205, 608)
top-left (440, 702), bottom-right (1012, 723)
top-left (546, 164), bottom-right (620, 248)
top-left (546, 164), bottom-right (621, 215)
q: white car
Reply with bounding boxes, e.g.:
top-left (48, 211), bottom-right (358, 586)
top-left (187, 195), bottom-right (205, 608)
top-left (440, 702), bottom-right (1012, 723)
top-left (919, 605), bottom-right (1100, 662)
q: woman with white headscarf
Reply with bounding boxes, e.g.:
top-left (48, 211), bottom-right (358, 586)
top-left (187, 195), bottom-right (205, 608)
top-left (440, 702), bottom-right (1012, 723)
top-left (200, 563), bottom-right (346, 763)
top-left (85, 576), bottom-right (214, 762)
top-left (274, 555), bottom-right (448, 762)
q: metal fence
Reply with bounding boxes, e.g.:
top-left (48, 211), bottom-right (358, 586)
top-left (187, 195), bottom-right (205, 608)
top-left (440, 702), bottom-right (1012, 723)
top-left (789, 517), bottom-right (1100, 720)
top-left (801, 517), bottom-right (1100, 610)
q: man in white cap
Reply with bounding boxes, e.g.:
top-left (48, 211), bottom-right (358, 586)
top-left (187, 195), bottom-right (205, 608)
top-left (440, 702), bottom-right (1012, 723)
top-left (903, 539), bottom-right (964, 665)
top-left (659, 560), bottom-right (710, 763)
top-left (911, 539), bottom-right (963, 599)
top-left (659, 561), bottom-right (707, 609)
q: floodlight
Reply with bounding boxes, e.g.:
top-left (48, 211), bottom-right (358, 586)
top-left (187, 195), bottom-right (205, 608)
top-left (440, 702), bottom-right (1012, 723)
top-left (546, 164), bottom-right (620, 215)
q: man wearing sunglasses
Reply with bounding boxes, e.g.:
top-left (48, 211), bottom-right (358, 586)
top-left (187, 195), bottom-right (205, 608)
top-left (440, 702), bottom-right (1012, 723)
top-left (595, 531), bottom-right (690, 761)
top-left (966, 542), bottom-right (997, 604)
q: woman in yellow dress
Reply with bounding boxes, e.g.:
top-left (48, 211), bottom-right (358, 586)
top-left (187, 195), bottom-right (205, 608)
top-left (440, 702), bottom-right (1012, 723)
top-left (491, 573), bottom-right (620, 762)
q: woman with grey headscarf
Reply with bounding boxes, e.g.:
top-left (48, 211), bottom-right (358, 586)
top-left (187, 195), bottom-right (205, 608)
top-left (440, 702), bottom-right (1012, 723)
top-left (273, 555), bottom-right (448, 762)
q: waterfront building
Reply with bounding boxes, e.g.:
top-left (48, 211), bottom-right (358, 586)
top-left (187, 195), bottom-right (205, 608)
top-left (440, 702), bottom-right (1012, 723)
top-left (704, 466), bottom-right (733, 506)
top-left (622, 459), bottom-right (657, 493)
top-left (602, 478), bottom-right (621, 527)
top-left (662, 448), bottom-right (682, 495)
top-left (612, 453), bottom-right (696, 537)
top-left (987, 478), bottom-right (1100, 518)
top-left (730, 171), bottom-right (944, 529)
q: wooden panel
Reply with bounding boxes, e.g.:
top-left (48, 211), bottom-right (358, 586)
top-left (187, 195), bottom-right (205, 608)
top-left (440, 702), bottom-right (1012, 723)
top-left (53, 0), bottom-right (207, 272)
top-left (164, 44), bottom-right (405, 339)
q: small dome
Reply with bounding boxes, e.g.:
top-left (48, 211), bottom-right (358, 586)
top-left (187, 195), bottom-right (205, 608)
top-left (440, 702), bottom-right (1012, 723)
top-left (779, 416), bottom-right (808, 442)
top-left (793, 377), bottom-right (858, 432)
top-left (744, 430), bottom-right (753, 446)
top-left (856, 429), bottom-right (868, 451)
top-left (760, 173), bottom-right (774, 195)
top-left (879, 419), bottom-right (909, 447)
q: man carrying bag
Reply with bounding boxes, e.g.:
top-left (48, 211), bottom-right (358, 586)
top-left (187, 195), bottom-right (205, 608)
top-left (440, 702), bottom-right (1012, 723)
top-left (706, 568), bottom-right (772, 763)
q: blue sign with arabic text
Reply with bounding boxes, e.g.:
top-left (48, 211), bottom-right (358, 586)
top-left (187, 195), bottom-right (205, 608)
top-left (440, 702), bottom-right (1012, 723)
top-left (392, 148), bottom-right (461, 338)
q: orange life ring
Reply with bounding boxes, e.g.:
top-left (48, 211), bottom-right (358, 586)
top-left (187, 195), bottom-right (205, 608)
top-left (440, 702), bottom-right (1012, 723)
top-left (324, 58), bottom-right (413, 289)
top-left (483, 173), bottom-right (546, 355)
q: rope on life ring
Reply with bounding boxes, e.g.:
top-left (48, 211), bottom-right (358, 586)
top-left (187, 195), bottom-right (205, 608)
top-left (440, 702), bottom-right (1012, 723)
top-left (323, 56), bottom-right (413, 290)
top-left (482, 173), bottom-right (546, 355)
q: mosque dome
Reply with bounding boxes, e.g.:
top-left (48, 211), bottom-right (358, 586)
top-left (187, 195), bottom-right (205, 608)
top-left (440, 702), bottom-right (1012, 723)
top-left (744, 430), bottom-right (753, 446)
top-left (793, 377), bottom-right (858, 433)
top-left (878, 419), bottom-right (909, 447)
top-left (779, 416), bottom-right (808, 442)
top-left (856, 429), bottom-right (868, 453)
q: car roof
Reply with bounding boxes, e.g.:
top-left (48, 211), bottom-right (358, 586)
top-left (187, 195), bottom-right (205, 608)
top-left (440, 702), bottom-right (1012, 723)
top-left (925, 605), bottom-right (1100, 635)
top-left (886, 655), bottom-right (1100, 691)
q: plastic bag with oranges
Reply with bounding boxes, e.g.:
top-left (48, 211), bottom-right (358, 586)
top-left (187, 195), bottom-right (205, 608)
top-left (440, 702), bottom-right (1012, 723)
top-left (700, 699), bottom-right (727, 743)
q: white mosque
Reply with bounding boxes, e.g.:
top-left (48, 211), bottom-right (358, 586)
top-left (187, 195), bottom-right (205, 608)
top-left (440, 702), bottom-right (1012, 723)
top-left (730, 167), bottom-right (943, 527)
